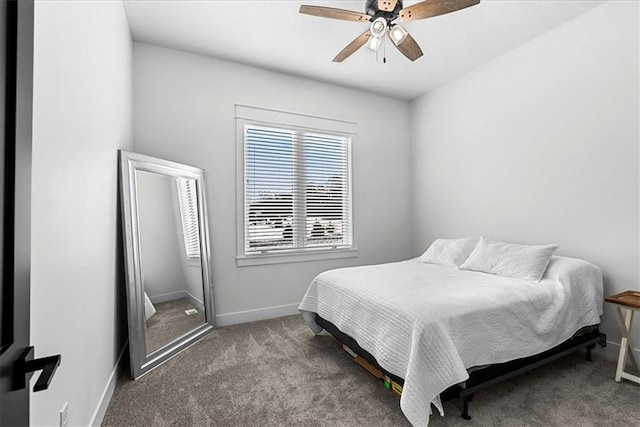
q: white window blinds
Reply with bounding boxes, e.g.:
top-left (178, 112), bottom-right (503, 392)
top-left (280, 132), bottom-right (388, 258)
top-left (244, 124), bottom-right (352, 255)
top-left (176, 177), bottom-right (200, 258)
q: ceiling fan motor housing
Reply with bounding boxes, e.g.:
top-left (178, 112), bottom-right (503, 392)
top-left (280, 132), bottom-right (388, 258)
top-left (365, 0), bottom-right (403, 22)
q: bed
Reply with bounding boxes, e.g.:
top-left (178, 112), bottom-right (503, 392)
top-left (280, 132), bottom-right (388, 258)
top-left (298, 253), bottom-right (605, 426)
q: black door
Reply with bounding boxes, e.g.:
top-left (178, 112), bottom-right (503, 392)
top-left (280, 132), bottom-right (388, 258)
top-left (1, 1), bottom-right (36, 425)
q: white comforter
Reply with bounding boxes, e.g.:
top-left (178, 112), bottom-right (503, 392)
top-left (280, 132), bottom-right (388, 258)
top-left (298, 256), bottom-right (603, 426)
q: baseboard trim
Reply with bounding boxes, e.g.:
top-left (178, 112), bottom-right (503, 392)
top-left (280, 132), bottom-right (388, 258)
top-left (90, 343), bottom-right (127, 426)
top-left (185, 290), bottom-right (205, 312)
top-left (149, 290), bottom-right (187, 304)
top-left (216, 303), bottom-right (299, 327)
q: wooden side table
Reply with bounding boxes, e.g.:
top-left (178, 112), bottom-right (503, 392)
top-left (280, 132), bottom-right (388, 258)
top-left (605, 290), bottom-right (640, 385)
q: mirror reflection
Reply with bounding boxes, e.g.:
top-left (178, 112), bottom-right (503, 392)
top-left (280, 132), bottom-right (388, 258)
top-left (120, 150), bottom-right (215, 379)
top-left (136, 171), bottom-right (206, 355)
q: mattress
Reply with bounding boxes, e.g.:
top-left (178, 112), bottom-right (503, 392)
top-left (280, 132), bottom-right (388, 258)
top-left (298, 256), bottom-right (603, 426)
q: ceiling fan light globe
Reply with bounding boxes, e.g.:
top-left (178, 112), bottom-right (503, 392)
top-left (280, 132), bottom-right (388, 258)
top-left (366, 35), bottom-right (382, 51)
top-left (389, 24), bottom-right (408, 46)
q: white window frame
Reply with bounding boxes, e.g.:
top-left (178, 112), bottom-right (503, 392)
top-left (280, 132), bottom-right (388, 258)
top-left (236, 104), bottom-right (358, 266)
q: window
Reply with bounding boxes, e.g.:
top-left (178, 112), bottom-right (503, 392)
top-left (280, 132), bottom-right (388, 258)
top-left (236, 105), bottom-right (356, 265)
top-left (176, 177), bottom-right (200, 259)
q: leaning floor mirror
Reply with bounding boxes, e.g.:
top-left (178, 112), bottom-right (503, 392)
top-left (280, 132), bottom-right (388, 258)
top-left (119, 150), bottom-right (215, 379)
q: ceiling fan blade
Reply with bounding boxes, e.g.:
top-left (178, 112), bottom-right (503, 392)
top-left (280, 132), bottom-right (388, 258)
top-left (389, 31), bottom-right (424, 61)
top-left (378, 0), bottom-right (398, 12)
top-left (333, 30), bottom-right (372, 63)
top-left (400, 0), bottom-right (480, 22)
top-left (299, 5), bottom-right (371, 22)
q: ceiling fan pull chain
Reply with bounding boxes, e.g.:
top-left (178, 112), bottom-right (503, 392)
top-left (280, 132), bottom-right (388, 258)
top-left (383, 34), bottom-right (387, 63)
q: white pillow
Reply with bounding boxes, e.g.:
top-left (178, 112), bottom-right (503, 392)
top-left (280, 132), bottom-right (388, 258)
top-left (459, 238), bottom-right (558, 281)
top-left (420, 237), bottom-right (480, 267)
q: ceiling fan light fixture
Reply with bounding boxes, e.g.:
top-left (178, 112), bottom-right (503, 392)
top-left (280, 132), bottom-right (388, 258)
top-left (389, 24), bottom-right (408, 46)
top-left (369, 17), bottom-right (387, 38)
top-left (366, 16), bottom-right (387, 51)
top-left (366, 35), bottom-right (382, 51)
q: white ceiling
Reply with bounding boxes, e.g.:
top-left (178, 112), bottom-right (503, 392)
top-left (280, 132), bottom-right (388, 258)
top-left (122, 0), bottom-right (604, 100)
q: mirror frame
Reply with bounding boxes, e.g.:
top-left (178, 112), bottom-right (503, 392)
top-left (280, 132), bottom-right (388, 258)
top-left (119, 150), bottom-right (215, 379)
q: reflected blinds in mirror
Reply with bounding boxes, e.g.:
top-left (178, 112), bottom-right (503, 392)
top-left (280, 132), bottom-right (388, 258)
top-left (243, 124), bottom-right (352, 255)
top-left (176, 177), bottom-right (200, 259)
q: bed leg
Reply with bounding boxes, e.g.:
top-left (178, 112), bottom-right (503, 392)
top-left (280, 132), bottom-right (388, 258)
top-left (586, 344), bottom-right (595, 362)
top-left (586, 334), bottom-right (607, 361)
top-left (598, 333), bottom-right (607, 348)
top-left (461, 394), bottom-right (473, 420)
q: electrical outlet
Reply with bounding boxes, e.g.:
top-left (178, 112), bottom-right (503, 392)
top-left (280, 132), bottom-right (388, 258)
top-left (59, 402), bottom-right (68, 427)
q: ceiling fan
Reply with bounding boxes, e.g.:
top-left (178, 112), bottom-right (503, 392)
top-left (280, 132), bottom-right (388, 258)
top-left (299, 0), bottom-right (480, 62)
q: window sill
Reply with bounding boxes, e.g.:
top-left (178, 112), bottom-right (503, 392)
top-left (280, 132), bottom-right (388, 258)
top-left (236, 248), bottom-right (358, 267)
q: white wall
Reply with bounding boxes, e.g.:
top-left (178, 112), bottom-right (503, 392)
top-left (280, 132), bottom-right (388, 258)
top-left (410, 1), bottom-right (639, 356)
top-left (136, 171), bottom-right (187, 300)
top-left (181, 261), bottom-right (204, 309)
top-left (31, 1), bottom-right (132, 425)
top-left (133, 43), bottom-right (413, 324)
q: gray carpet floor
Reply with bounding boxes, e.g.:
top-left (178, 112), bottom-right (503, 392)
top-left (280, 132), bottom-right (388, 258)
top-left (104, 315), bottom-right (640, 426)
top-left (145, 298), bottom-right (205, 354)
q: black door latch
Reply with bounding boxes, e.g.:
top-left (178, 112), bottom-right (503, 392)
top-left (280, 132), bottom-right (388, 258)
top-left (14, 346), bottom-right (61, 392)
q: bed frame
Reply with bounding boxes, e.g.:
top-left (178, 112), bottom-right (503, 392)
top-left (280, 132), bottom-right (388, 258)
top-left (315, 314), bottom-right (606, 420)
